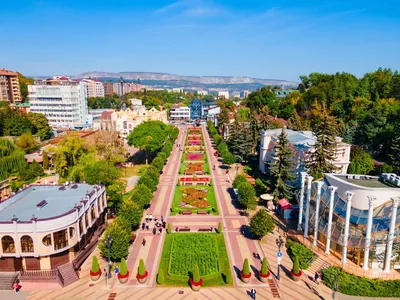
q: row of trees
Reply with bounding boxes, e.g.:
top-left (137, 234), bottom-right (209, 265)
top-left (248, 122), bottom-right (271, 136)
top-left (207, 121), bottom-right (236, 165)
top-left (98, 122), bottom-right (179, 261)
top-left (0, 105), bottom-right (52, 140)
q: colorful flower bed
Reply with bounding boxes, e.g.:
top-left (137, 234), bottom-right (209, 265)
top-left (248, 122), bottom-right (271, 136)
top-left (186, 153), bottom-right (204, 161)
top-left (180, 187), bottom-right (210, 208)
top-left (169, 234), bottom-right (220, 277)
top-left (188, 134), bottom-right (202, 140)
top-left (185, 163), bottom-right (204, 174)
top-left (188, 140), bottom-right (201, 146)
top-left (185, 146), bottom-right (204, 152)
top-left (188, 129), bottom-right (201, 134)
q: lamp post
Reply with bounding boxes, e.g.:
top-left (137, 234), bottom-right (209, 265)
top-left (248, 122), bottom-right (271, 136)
top-left (106, 234), bottom-right (112, 279)
top-left (332, 272), bottom-right (339, 300)
top-left (275, 235), bottom-right (284, 280)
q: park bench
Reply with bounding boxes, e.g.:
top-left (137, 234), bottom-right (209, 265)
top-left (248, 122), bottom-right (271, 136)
top-left (181, 210), bottom-right (192, 215)
top-left (197, 210), bottom-right (208, 215)
top-left (179, 227), bottom-right (191, 232)
top-left (198, 227), bottom-right (213, 232)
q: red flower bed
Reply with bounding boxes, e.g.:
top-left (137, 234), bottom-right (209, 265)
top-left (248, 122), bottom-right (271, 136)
top-left (186, 153), bottom-right (204, 160)
top-left (181, 188), bottom-right (210, 208)
top-left (259, 270), bottom-right (270, 278)
top-left (90, 269), bottom-right (102, 276)
top-left (188, 140), bottom-right (201, 146)
top-left (241, 271), bottom-right (252, 279)
top-left (136, 270), bottom-right (148, 280)
top-left (185, 163), bottom-right (204, 173)
top-left (180, 177), bottom-right (210, 182)
top-left (118, 271), bottom-right (130, 279)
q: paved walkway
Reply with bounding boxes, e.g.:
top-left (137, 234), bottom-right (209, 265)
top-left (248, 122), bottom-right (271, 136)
top-left (20, 125), bottom-right (340, 299)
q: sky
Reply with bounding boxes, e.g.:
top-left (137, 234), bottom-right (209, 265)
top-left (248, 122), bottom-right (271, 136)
top-left (1, 0), bottom-right (399, 81)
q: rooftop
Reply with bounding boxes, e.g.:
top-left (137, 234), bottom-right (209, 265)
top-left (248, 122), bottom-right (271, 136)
top-left (0, 69), bottom-right (18, 76)
top-left (0, 184), bottom-right (97, 222)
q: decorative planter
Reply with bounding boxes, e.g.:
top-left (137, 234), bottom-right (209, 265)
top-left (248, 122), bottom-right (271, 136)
top-left (136, 270), bottom-right (148, 284)
top-left (259, 270), bottom-right (270, 283)
top-left (118, 271), bottom-right (130, 284)
top-left (240, 271), bottom-right (252, 283)
top-left (190, 277), bottom-right (203, 292)
top-left (290, 270), bottom-right (303, 282)
top-left (90, 269), bottom-right (102, 281)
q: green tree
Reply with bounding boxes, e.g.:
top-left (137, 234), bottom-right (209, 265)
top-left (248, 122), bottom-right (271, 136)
top-left (232, 174), bottom-right (247, 189)
top-left (389, 134), bottom-right (400, 174)
top-left (237, 181), bottom-right (257, 210)
top-left (138, 259), bottom-right (146, 276)
top-left (250, 209), bottom-right (274, 239)
top-left (269, 128), bottom-right (295, 200)
top-left (218, 222), bottom-right (222, 234)
top-left (15, 132), bottom-right (36, 153)
top-left (119, 258), bottom-right (128, 276)
top-left (93, 130), bottom-right (125, 164)
top-left (106, 180), bottom-right (126, 209)
top-left (130, 183), bottom-right (153, 209)
top-left (293, 256), bottom-right (300, 274)
top-left (157, 269), bottom-right (165, 284)
top-left (83, 160), bottom-right (120, 186)
top-left (222, 151), bottom-right (236, 165)
top-left (254, 178), bottom-right (267, 197)
top-left (347, 146), bottom-right (374, 175)
top-left (27, 112), bottom-right (52, 140)
top-left (308, 110), bottom-right (339, 178)
top-left (227, 122), bottom-right (253, 162)
top-left (193, 264), bottom-right (200, 282)
top-left (151, 156), bottom-right (165, 172)
top-left (91, 256), bottom-right (100, 273)
top-left (225, 270), bottom-right (233, 284)
top-left (98, 217), bottom-right (131, 261)
top-left (242, 258), bottom-right (250, 275)
top-left (118, 199), bottom-right (143, 230)
top-left (261, 258), bottom-right (269, 275)
top-left (42, 150), bottom-right (49, 170)
top-left (18, 72), bottom-right (34, 101)
top-left (0, 138), bottom-right (26, 180)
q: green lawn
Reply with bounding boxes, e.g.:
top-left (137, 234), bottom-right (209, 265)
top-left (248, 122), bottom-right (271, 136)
top-left (157, 233), bottom-right (232, 287)
top-left (118, 165), bottom-right (146, 177)
top-left (179, 162), bottom-right (210, 174)
top-left (171, 186), bottom-right (218, 215)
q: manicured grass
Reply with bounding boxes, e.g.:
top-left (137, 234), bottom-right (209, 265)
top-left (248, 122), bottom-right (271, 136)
top-left (179, 162), bottom-right (210, 174)
top-left (171, 186), bottom-right (218, 215)
top-left (158, 233), bottom-right (232, 287)
top-left (119, 165), bottom-right (145, 177)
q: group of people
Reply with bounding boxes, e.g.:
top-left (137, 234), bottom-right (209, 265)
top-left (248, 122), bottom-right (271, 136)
top-left (142, 214), bottom-right (166, 235)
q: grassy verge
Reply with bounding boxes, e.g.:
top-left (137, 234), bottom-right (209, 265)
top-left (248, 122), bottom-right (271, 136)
top-left (171, 185), bottom-right (218, 215)
top-left (119, 165), bottom-right (145, 177)
top-left (157, 233), bottom-right (232, 287)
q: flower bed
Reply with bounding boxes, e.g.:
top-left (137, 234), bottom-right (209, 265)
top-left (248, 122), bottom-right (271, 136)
top-left (169, 234), bottom-right (220, 277)
top-left (186, 153), bottom-right (204, 161)
top-left (180, 187), bottom-right (210, 208)
top-left (185, 146), bottom-right (204, 152)
top-left (185, 163), bottom-right (204, 174)
top-left (188, 134), bottom-right (202, 140)
top-left (188, 140), bottom-right (202, 146)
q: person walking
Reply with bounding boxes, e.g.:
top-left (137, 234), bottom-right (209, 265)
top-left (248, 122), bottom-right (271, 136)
top-left (314, 271), bottom-right (319, 284)
top-left (146, 222), bottom-right (149, 230)
top-left (149, 214), bottom-right (153, 222)
top-left (114, 265), bottom-right (119, 278)
top-left (145, 214), bottom-right (149, 222)
top-left (161, 215), bottom-right (164, 223)
top-left (13, 279), bottom-right (20, 293)
top-left (153, 227), bottom-right (157, 235)
top-left (250, 288), bottom-right (256, 299)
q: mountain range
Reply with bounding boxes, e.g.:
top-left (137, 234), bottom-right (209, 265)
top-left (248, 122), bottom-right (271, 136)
top-left (74, 71), bottom-right (298, 92)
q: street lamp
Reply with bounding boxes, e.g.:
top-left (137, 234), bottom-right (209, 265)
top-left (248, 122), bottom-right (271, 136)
top-left (332, 272), bottom-right (339, 300)
top-left (106, 234), bottom-right (113, 279)
top-left (275, 235), bottom-right (284, 280)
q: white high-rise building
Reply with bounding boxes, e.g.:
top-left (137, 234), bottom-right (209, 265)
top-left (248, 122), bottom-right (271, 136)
top-left (82, 79), bottom-right (104, 98)
top-left (28, 81), bottom-right (88, 129)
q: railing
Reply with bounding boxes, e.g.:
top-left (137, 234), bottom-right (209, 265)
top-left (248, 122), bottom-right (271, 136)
top-left (56, 268), bottom-right (65, 287)
top-left (20, 268), bottom-right (59, 282)
top-left (306, 254), bottom-right (319, 267)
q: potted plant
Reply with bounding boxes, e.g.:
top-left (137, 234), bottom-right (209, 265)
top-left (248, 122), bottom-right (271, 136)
top-left (90, 255), bottom-right (101, 281)
top-left (290, 256), bottom-right (303, 282)
top-left (136, 259), bottom-right (148, 284)
top-left (240, 258), bottom-right (252, 283)
top-left (117, 258), bottom-right (129, 284)
top-left (259, 257), bottom-right (270, 283)
top-left (190, 264), bottom-right (203, 292)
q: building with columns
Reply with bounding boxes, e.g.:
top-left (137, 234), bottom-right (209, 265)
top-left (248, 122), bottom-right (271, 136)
top-left (0, 183), bottom-right (107, 276)
top-left (298, 172), bottom-right (400, 273)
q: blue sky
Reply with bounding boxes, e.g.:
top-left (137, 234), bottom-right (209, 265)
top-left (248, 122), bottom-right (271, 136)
top-left (1, 0), bottom-right (399, 81)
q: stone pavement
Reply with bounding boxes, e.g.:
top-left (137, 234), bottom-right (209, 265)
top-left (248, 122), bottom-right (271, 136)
top-left (20, 125), bottom-right (339, 299)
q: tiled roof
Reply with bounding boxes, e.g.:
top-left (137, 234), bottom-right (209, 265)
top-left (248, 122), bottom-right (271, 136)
top-left (0, 68), bottom-right (18, 76)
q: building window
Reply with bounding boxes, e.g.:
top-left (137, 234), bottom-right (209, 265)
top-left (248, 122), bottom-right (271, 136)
top-left (69, 227), bottom-right (75, 239)
top-left (21, 235), bottom-right (34, 253)
top-left (42, 234), bottom-right (52, 247)
top-left (91, 206), bottom-right (96, 220)
top-left (53, 229), bottom-right (68, 250)
top-left (1, 235), bottom-right (15, 253)
top-left (79, 218), bottom-right (84, 236)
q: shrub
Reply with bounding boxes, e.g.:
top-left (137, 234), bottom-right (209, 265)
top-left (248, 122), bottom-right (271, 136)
top-left (91, 255), bottom-right (100, 273)
top-left (98, 217), bottom-right (131, 261)
top-left (250, 209), bottom-right (274, 239)
top-left (157, 269), bottom-right (165, 285)
top-left (218, 222), bottom-right (222, 234)
top-left (292, 256), bottom-right (300, 274)
top-left (120, 258), bottom-right (128, 276)
top-left (237, 181), bottom-right (257, 210)
top-left (242, 258), bottom-right (250, 275)
top-left (118, 199), bottom-right (142, 229)
top-left (261, 258), bottom-right (268, 275)
top-left (225, 270), bottom-right (233, 284)
top-left (167, 223), bottom-right (172, 234)
top-left (138, 259), bottom-right (146, 276)
top-left (286, 238), bottom-right (313, 270)
top-left (193, 263), bottom-right (200, 282)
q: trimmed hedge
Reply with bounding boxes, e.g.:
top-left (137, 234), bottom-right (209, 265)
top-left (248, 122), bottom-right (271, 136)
top-left (286, 238), bottom-right (313, 270)
top-left (323, 266), bottom-right (400, 297)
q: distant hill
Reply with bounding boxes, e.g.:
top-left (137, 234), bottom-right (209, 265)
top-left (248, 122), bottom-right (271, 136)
top-left (74, 71), bottom-right (298, 92)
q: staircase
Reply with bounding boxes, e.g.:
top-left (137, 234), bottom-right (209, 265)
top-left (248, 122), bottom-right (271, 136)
top-left (308, 256), bottom-right (331, 275)
top-left (0, 272), bottom-right (18, 290)
top-left (57, 263), bottom-right (79, 287)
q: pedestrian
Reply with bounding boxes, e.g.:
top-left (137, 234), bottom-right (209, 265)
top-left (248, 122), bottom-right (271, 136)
top-left (153, 227), bottom-right (156, 235)
top-left (145, 214), bottom-right (149, 222)
top-left (250, 288), bottom-right (256, 300)
top-left (149, 214), bottom-right (153, 222)
top-left (163, 221), bottom-right (166, 229)
top-left (161, 215), bottom-right (164, 223)
top-left (159, 227), bottom-right (162, 234)
top-left (114, 265), bottom-right (119, 278)
top-left (142, 222), bottom-right (145, 230)
top-left (146, 222), bottom-right (149, 230)
top-left (314, 271), bottom-right (319, 284)
top-left (13, 279), bottom-right (20, 294)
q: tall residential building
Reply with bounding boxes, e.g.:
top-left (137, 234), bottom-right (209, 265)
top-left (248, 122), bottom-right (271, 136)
top-left (0, 69), bottom-right (21, 104)
top-left (28, 77), bottom-right (88, 129)
top-left (113, 82), bottom-right (141, 96)
top-left (102, 82), bottom-right (114, 96)
top-left (82, 79), bottom-right (104, 98)
top-left (169, 105), bottom-right (190, 121)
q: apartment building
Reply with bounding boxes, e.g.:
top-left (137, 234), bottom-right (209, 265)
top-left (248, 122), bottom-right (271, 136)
top-left (102, 82), bottom-right (114, 96)
top-left (82, 79), bottom-right (104, 98)
top-left (113, 82), bottom-right (141, 96)
top-left (0, 69), bottom-right (22, 104)
top-left (169, 105), bottom-right (190, 121)
top-left (218, 91), bottom-right (229, 99)
top-left (28, 77), bottom-right (88, 129)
